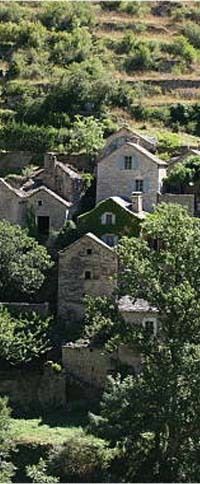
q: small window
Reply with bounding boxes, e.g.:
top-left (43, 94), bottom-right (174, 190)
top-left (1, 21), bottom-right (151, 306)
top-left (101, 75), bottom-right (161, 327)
top-left (101, 212), bottom-right (116, 225)
top-left (84, 270), bottom-right (92, 280)
top-left (135, 179), bottom-right (144, 192)
top-left (124, 156), bottom-right (132, 170)
top-left (143, 320), bottom-right (156, 336)
top-left (38, 200), bottom-right (43, 207)
top-left (87, 248), bottom-right (92, 255)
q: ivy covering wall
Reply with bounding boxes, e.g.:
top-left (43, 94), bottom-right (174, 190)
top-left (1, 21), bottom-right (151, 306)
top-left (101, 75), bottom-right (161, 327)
top-left (78, 198), bottom-right (142, 239)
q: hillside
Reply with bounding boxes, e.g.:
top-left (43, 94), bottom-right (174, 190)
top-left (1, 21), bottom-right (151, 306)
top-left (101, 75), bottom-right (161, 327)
top-left (0, 1), bottom-right (200, 155)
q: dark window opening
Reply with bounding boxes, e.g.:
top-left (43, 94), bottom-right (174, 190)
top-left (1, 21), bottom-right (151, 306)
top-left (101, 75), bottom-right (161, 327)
top-left (124, 156), bottom-right (132, 170)
top-left (145, 320), bottom-right (154, 335)
top-left (85, 270), bottom-right (92, 280)
top-left (87, 248), bottom-right (92, 255)
top-left (38, 200), bottom-right (43, 207)
top-left (135, 179), bottom-right (144, 192)
top-left (37, 216), bottom-right (49, 236)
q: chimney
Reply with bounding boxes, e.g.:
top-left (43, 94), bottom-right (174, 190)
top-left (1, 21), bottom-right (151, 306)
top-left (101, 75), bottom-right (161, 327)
top-left (131, 192), bottom-right (143, 213)
top-left (44, 152), bottom-right (57, 174)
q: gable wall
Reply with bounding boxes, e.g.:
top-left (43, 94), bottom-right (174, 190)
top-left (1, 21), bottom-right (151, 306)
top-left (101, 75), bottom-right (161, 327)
top-left (27, 190), bottom-right (68, 232)
top-left (97, 145), bottom-right (165, 212)
top-left (57, 237), bottom-right (118, 321)
top-left (0, 181), bottom-right (24, 225)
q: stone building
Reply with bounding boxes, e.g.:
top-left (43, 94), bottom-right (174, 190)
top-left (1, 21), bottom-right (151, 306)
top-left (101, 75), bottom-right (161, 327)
top-left (62, 296), bottom-right (159, 390)
top-left (57, 232), bottom-right (118, 322)
top-left (77, 194), bottom-right (146, 247)
top-left (101, 126), bottom-right (157, 158)
top-left (0, 178), bottom-right (71, 235)
top-left (96, 140), bottom-right (167, 212)
top-left (32, 153), bottom-right (84, 204)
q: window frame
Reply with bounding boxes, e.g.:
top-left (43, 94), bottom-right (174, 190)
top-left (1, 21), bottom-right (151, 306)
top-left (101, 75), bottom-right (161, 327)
top-left (124, 155), bottom-right (132, 170)
top-left (135, 179), bottom-right (144, 192)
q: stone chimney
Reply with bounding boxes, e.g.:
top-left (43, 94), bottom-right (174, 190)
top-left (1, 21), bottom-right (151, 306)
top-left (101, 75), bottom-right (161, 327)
top-left (131, 192), bottom-right (143, 213)
top-left (44, 152), bottom-right (57, 174)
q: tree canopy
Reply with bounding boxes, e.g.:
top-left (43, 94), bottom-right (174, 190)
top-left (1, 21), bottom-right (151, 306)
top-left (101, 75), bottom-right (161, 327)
top-left (89, 203), bottom-right (200, 482)
top-left (0, 220), bottom-right (53, 300)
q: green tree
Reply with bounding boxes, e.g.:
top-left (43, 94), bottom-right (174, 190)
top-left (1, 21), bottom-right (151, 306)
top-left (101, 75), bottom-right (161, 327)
top-left (164, 155), bottom-right (200, 193)
top-left (0, 308), bottom-right (53, 365)
top-left (26, 458), bottom-right (60, 483)
top-left (0, 220), bottom-right (53, 300)
top-left (68, 115), bottom-right (105, 158)
top-left (0, 397), bottom-right (15, 482)
top-left (89, 204), bottom-right (200, 482)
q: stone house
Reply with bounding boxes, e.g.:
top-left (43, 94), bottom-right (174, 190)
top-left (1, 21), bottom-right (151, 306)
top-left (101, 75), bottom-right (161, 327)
top-left (0, 178), bottom-right (71, 235)
top-left (62, 296), bottom-right (159, 390)
top-left (32, 153), bottom-right (84, 205)
top-left (96, 140), bottom-right (167, 212)
top-left (77, 194), bottom-right (146, 247)
top-left (101, 126), bottom-right (157, 158)
top-left (57, 232), bottom-right (118, 322)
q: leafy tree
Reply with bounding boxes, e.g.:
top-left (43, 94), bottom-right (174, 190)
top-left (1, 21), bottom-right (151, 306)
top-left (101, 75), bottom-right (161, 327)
top-left (0, 397), bottom-right (15, 482)
top-left (68, 115), bottom-right (105, 157)
top-left (55, 220), bottom-right (79, 250)
top-left (89, 204), bottom-right (200, 482)
top-left (0, 220), bottom-right (53, 300)
top-left (26, 458), bottom-right (60, 483)
top-left (0, 308), bottom-right (53, 365)
top-left (164, 155), bottom-right (200, 193)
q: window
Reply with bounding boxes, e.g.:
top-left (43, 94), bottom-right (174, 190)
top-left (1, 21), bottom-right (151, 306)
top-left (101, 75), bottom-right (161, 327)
top-left (135, 179), bottom-right (144, 192)
top-left (143, 319), bottom-right (157, 336)
top-left (101, 212), bottom-right (116, 225)
top-left (84, 270), bottom-right (92, 280)
top-left (38, 200), bottom-right (43, 207)
top-left (87, 248), bottom-right (92, 255)
top-left (124, 156), bottom-right (132, 170)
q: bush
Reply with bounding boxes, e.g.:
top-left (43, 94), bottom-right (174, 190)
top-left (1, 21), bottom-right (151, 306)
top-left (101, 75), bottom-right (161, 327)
top-left (48, 435), bottom-right (113, 483)
top-left (184, 21), bottom-right (200, 49)
top-left (157, 131), bottom-right (182, 154)
top-left (39, 2), bottom-right (95, 31)
top-left (161, 36), bottom-right (196, 67)
top-left (49, 28), bottom-right (93, 66)
top-left (0, 122), bottom-right (58, 151)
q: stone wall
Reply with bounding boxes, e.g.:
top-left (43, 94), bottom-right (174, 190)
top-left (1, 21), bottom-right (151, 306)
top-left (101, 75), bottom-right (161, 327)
top-left (0, 151), bottom-right (40, 176)
top-left (159, 193), bottom-right (195, 216)
top-left (96, 143), bottom-right (167, 212)
top-left (0, 366), bottom-right (66, 411)
top-left (57, 234), bottom-right (118, 321)
top-left (27, 189), bottom-right (69, 232)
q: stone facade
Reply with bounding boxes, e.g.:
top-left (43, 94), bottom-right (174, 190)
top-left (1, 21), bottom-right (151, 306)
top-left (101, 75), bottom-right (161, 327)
top-left (96, 141), bottom-right (167, 212)
top-left (57, 233), bottom-right (118, 321)
top-left (35, 153), bottom-right (84, 204)
top-left (159, 193), bottom-right (195, 216)
top-left (0, 179), bottom-right (70, 234)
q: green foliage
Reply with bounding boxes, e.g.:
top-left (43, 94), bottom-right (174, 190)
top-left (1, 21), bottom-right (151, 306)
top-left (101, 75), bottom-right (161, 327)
top-left (157, 131), bottom-right (182, 153)
top-left (78, 197), bottom-right (141, 240)
top-left (26, 458), bottom-right (60, 483)
top-left (89, 203), bottom-right (200, 482)
top-left (54, 221), bottom-right (79, 250)
top-left (50, 28), bottom-right (93, 66)
top-left (161, 36), bottom-right (197, 68)
top-left (0, 397), bottom-right (15, 482)
top-left (164, 155), bottom-right (200, 193)
top-left (0, 308), bottom-right (53, 365)
top-left (48, 435), bottom-right (112, 483)
top-left (84, 296), bottom-right (121, 346)
top-left (184, 21), bottom-right (200, 49)
top-left (0, 122), bottom-right (58, 151)
top-left (68, 115), bottom-right (106, 157)
top-left (0, 220), bottom-right (53, 300)
top-left (39, 1), bottom-right (95, 31)
top-left (124, 39), bottom-right (159, 72)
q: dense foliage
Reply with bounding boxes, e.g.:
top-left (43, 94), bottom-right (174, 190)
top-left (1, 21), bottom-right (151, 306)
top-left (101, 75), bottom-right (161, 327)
top-left (88, 204), bottom-right (200, 482)
top-left (0, 220), bottom-right (53, 300)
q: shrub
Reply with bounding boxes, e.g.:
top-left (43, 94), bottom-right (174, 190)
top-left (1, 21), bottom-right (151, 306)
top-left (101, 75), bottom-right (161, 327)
top-left (0, 122), bottom-right (58, 152)
top-left (157, 131), bottom-right (182, 153)
top-left (161, 36), bottom-right (196, 67)
top-left (39, 2), bottom-right (95, 31)
top-left (49, 28), bottom-right (93, 66)
top-left (184, 21), bottom-right (200, 49)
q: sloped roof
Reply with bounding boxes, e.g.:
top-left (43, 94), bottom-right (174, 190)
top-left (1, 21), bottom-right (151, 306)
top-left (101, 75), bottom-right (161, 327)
top-left (56, 162), bottom-right (82, 179)
top-left (78, 196), bottom-right (147, 221)
top-left (25, 186), bottom-right (72, 207)
top-left (98, 140), bottom-right (167, 166)
top-left (118, 295), bottom-right (158, 313)
top-left (59, 232), bottom-right (116, 255)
